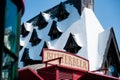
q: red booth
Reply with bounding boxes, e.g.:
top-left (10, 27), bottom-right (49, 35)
top-left (18, 49), bottom-right (119, 80)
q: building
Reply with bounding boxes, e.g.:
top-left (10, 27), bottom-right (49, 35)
top-left (0, 0), bottom-right (24, 80)
top-left (19, 0), bottom-right (120, 79)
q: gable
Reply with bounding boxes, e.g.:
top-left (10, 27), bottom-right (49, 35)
top-left (29, 29), bottom-right (41, 46)
top-left (21, 23), bottom-right (29, 37)
top-left (48, 20), bottom-right (62, 40)
top-left (35, 12), bottom-right (48, 30)
top-left (101, 28), bottom-right (120, 77)
top-left (64, 33), bottom-right (81, 53)
top-left (56, 2), bottom-right (70, 22)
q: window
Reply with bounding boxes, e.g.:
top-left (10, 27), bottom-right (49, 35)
top-left (2, 0), bottom-right (19, 79)
top-left (21, 48), bottom-right (30, 61)
top-left (36, 12), bottom-right (48, 29)
top-left (29, 29), bottom-right (41, 46)
top-left (102, 39), bottom-right (120, 77)
top-left (21, 48), bottom-right (30, 66)
top-left (2, 52), bottom-right (15, 80)
top-left (64, 33), bottom-right (81, 54)
top-left (56, 2), bottom-right (69, 22)
top-left (48, 20), bottom-right (62, 40)
top-left (21, 23), bottom-right (29, 37)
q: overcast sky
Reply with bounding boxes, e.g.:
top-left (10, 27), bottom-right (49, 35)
top-left (22, 0), bottom-right (120, 50)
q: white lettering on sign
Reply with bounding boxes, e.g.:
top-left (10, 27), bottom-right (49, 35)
top-left (42, 49), bottom-right (89, 71)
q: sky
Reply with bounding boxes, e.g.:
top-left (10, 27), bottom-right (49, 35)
top-left (22, 0), bottom-right (120, 50)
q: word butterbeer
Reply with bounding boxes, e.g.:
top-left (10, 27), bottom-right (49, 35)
top-left (43, 49), bottom-right (89, 71)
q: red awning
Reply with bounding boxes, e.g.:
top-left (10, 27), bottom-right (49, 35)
top-left (18, 68), bottom-right (44, 80)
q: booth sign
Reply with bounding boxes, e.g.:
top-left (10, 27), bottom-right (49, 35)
top-left (42, 49), bottom-right (89, 71)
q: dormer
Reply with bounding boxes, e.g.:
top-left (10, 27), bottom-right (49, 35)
top-left (64, 33), bottom-right (81, 53)
top-left (21, 48), bottom-right (42, 66)
top-left (36, 12), bottom-right (48, 29)
top-left (21, 23), bottom-right (29, 37)
top-left (29, 29), bottom-right (41, 46)
top-left (21, 48), bottom-right (30, 66)
top-left (40, 41), bottom-right (49, 56)
top-left (19, 45), bottom-right (23, 51)
top-left (56, 2), bottom-right (69, 22)
top-left (48, 20), bottom-right (62, 40)
top-left (101, 28), bottom-right (120, 77)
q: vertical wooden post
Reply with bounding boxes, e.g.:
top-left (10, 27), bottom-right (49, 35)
top-left (56, 67), bottom-right (59, 80)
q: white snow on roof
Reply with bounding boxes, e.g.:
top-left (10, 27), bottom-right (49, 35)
top-left (42, 12), bottom-right (50, 21)
top-left (35, 20), bottom-right (51, 41)
top-left (57, 4), bottom-right (81, 32)
top-left (82, 8), bottom-right (104, 71)
top-left (72, 33), bottom-right (83, 47)
top-left (97, 28), bottom-right (111, 69)
top-left (20, 23), bottom-right (33, 47)
top-left (19, 3), bottom-right (111, 72)
top-left (24, 23), bottom-right (33, 31)
top-left (52, 4), bottom-right (82, 49)
top-left (53, 16), bottom-right (87, 57)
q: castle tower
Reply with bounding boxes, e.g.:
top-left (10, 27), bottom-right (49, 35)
top-left (81, 0), bottom-right (94, 11)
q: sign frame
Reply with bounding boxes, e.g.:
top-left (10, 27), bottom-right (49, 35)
top-left (42, 48), bottom-right (89, 71)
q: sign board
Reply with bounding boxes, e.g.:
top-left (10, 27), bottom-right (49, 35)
top-left (42, 49), bottom-right (89, 71)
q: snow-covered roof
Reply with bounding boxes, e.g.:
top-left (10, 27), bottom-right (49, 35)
top-left (97, 28), bottom-right (111, 68)
top-left (19, 2), bottom-right (118, 72)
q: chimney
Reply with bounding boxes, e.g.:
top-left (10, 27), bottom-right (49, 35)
top-left (66, 0), bottom-right (94, 15)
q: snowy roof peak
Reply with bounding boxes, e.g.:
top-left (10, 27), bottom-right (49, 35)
top-left (42, 12), bottom-right (50, 21)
